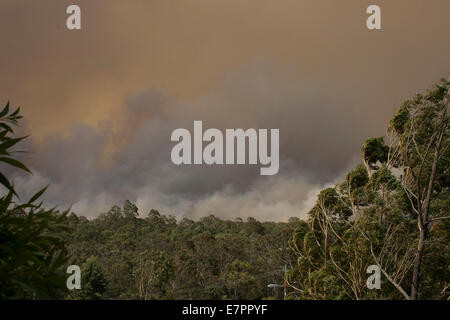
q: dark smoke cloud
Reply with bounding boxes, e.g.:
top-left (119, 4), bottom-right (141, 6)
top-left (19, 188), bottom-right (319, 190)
top-left (12, 61), bottom-right (366, 220)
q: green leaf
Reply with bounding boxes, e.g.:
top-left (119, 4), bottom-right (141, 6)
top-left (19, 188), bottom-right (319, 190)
top-left (0, 157), bottom-right (31, 173)
top-left (10, 107), bottom-right (20, 117)
top-left (0, 171), bottom-right (17, 197)
top-left (0, 102), bottom-right (10, 118)
top-left (0, 123), bottom-right (13, 133)
top-left (0, 190), bottom-right (14, 213)
top-left (0, 136), bottom-right (28, 153)
top-left (28, 186), bottom-right (48, 204)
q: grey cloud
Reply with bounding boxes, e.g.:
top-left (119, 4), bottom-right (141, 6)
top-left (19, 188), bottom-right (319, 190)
top-left (13, 61), bottom-right (383, 220)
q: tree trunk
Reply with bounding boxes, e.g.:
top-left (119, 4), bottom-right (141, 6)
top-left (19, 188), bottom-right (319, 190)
top-left (410, 227), bottom-right (426, 300)
top-left (410, 128), bottom-right (443, 300)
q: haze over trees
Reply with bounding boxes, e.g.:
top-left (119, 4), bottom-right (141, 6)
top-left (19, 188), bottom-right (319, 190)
top-left (0, 78), bottom-right (448, 300)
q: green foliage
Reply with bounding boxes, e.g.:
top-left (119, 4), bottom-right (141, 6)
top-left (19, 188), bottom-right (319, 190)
top-left (221, 259), bottom-right (256, 299)
top-left (289, 79), bottom-right (450, 300)
top-left (367, 165), bottom-right (399, 191)
top-left (390, 103), bottom-right (410, 135)
top-left (66, 202), bottom-right (297, 300)
top-left (346, 164), bottom-right (369, 190)
top-left (69, 257), bottom-right (107, 300)
top-left (362, 137), bottom-right (389, 167)
top-left (0, 102), bottom-right (29, 196)
top-left (0, 102), bottom-right (71, 299)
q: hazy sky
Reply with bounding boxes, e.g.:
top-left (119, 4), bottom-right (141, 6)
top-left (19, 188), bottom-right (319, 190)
top-left (1, 0), bottom-right (449, 220)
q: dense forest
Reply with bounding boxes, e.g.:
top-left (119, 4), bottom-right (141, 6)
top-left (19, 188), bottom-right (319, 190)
top-left (66, 207), bottom-right (297, 300)
top-left (0, 78), bottom-right (449, 300)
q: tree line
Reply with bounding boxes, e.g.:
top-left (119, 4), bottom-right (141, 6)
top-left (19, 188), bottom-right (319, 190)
top-left (65, 205), bottom-right (297, 299)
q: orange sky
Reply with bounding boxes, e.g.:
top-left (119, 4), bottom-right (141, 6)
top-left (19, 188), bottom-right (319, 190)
top-left (1, 0), bottom-right (449, 141)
